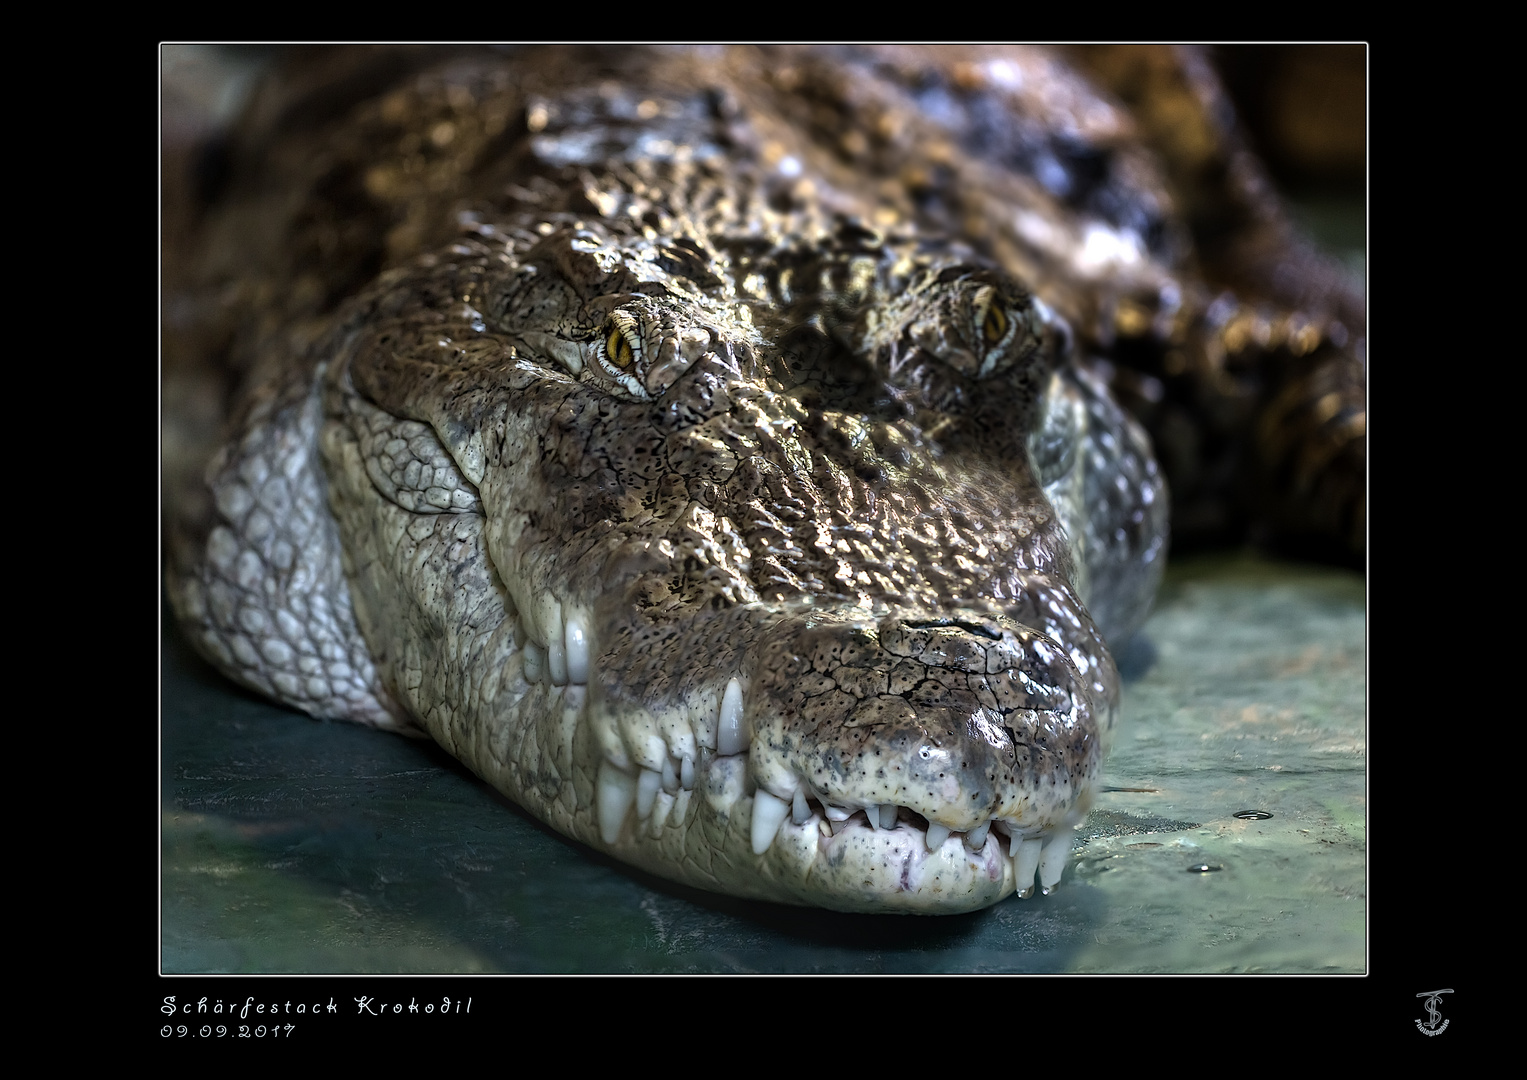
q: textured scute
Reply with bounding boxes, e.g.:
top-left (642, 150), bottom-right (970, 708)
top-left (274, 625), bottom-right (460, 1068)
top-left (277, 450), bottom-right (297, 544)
top-left (166, 45), bottom-right (1362, 913)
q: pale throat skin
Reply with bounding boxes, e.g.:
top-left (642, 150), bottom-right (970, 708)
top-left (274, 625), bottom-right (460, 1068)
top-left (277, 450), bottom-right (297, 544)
top-left (168, 49), bottom-right (1171, 913)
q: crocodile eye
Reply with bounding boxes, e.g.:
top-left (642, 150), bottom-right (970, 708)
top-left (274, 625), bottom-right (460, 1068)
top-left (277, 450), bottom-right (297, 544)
top-left (603, 320), bottom-right (635, 370)
top-left (584, 301), bottom-right (711, 402)
top-left (967, 287), bottom-right (1022, 377)
top-left (591, 315), bottom-right (651, 400)
top-left (982, 302), bottom-right (1008, 344)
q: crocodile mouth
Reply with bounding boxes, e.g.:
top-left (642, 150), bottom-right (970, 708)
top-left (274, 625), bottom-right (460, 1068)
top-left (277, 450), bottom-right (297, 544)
top-left (591, 739), bottom-right (1088, 913)
top-left (495, 589), bottom-right (1109, 913)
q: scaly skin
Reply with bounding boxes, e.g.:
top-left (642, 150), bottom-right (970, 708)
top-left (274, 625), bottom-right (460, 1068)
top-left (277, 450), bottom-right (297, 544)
top-left (166, 46), bottom-right (1358, 912)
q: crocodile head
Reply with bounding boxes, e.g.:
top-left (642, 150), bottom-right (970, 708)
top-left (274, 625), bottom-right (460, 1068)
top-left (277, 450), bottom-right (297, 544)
top-left (302, 211), bottom-right (1161, 913)
top-left (168, 55), bottom-right (1173, 914)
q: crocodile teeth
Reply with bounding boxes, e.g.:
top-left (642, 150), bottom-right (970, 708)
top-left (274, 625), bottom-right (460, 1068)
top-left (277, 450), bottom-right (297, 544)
top-left (680, 753), bottom-right (695, 791)
top-left (878, 804), bottom-right (898, 830)
top-left (925, 822), bottom-right (951, 851)
top-left (791, 786), bottom-right (810, 825)
top-left (1014, 838), bottom-right (1043, 899)
top-left (636, 766), bottom-right (662, 819)
top-left (1039, 825), bottom-right (1075, 893)
top-left (597, 760), bottom-right (637, 844)
top-left (671, 788), bottom-right (692, 831)
top-left (661, 755), bottom-right (679, 794)
top-left (717, 677), bottom-right (747, 755)
top-left (751, 789), bottom-right (791, 854)
top-left (649, 790), bottom-right (675, 837)
top-left (564, 614), bottom-right (590, 685)
top-left (547, 634), bottom-right (568, 686)
top-left (964, 820), bottom-right (991, 852)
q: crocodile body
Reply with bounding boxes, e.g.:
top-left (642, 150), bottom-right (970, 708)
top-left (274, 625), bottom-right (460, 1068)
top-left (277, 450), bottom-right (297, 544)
top-left (164, 46), bottom-right (1364, 913)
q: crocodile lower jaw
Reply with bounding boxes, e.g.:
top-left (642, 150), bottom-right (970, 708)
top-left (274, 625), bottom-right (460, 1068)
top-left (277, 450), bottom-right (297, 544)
top-left (594, 745), bottom-right (1084, 912)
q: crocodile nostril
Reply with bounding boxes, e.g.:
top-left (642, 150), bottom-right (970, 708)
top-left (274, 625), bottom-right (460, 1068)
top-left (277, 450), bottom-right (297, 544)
top-left (902, 618), bottom-right (1002, 640)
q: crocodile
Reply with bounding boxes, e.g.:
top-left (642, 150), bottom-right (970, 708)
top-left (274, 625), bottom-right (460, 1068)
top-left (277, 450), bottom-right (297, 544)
top-left (163, 45), bottom-right (1365, 914)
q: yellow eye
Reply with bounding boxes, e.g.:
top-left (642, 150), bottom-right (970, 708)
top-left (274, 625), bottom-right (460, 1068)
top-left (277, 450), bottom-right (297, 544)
top-left (604, 321), bottom-right (635, 369)
top-left (982, 303), bottom-right (1008, 344)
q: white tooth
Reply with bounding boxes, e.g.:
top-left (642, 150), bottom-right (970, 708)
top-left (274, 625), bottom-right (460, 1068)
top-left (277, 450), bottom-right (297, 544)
top-left (636, 766), bottom-right (662, 819)
top-left (824, 803), bottom-right (852, 822)
top-left (650, 791), bottom-right (675, 836)
top-left (965, 820), bottom-right (991, 852)
top-left (680, 753), bottom-right (695, 791)
top-left (1014, 838), bottom-right (1044, 898)
top-left (925, 822), bottom-right (951, 851)
top-left (791, 787), bottom-right (810, 825)
top-left (864, 806), bottom-right (878, 831)
top-left (671, 788), bottom-right (692, 828)
top-left (597, 760), bottom-right (637, 844)
top-left (1039, 825), bottom-right (1075, 893)
top-left (564, 614), bottom-right (590, 684)
top-left (751, 790), bottom-right (790, 855)
top-left (717, 677), bottom-right (747, 755)
top-left (547, 634), bottom-right (568, 686)
top-left (522, 640), bottom-right (545, 684)
top-left (879, 804), bottom-right (898, 830)
top-left (661, 755), bottom-right (679, 794)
